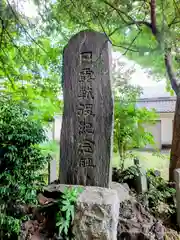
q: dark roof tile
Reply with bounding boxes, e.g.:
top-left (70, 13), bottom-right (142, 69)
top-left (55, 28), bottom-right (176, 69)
top-left (136, 98), bottom-right (176, 113)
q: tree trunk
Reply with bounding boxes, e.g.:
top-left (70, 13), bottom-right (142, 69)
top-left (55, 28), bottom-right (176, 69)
top-left (148, 0), bottom-right (180, 181)
top-left (164, 51), bottom-right (179, 182)
top-left (169, 96), bottom-right (180, 181)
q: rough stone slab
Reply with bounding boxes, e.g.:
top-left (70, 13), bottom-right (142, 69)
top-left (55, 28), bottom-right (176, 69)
top-left (60, 30), bottom-right (113, 188)
top-left (134, 158), bottom-right (148, 194)
top-left (44, 184), bottom-right (120, 239)
top-left (118, 199), bottom-right (165, 240)
top-left (72, 186), bottom-right (119, 240)
top-left (45, 182), bottom-right (130, 203)
top-left (111, 182), bottom-right (130, 203)
top-left (135, 168), bottom-right (148, 194)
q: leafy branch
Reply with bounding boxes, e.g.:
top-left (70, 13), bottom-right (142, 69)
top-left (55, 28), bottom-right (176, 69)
top-left (56, 186), bottom-right (83, 238)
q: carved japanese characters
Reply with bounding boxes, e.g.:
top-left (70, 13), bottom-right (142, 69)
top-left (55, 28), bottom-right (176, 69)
top-left (60, 31), bottom-right (113, 187)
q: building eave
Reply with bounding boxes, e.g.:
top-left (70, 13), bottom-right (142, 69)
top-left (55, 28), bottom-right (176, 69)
top-left (138, 96), bottom-right (176, 102)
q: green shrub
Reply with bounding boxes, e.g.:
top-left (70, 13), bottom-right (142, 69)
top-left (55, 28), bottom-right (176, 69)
top-left (136, 169), bottom-right (176, 219)
top-left (0, 100), bottom-right (50, 239)
top-left (146, 169), bottom-right (176, 214)
top-left (112, 165), bottom-right (140, 183)
top-left (113, 85), bottom-right (157, 170)
top-left (56, 186), bottom-right (83, 239)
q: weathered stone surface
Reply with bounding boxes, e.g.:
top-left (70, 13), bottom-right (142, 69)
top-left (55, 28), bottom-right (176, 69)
top-left (117, 199), bottom-right (165, 240)
top-left (44, 183), bottom-right (79, 193)
top-left (60, 30), bottom-right (113, 188)
top-left (134, 168), bottom-right (148, 194)
top-left (134, 158), bottom-right (148, 194)
top-left (44, 182), bottom-right (130, 203)
top-left (44, 184), bottom-right (122, 239)
top-left (165, 228), bottom-right (180, 240)
top-left (153, 170), bottom-right (161, 177)
top-left (111, 181), bottom-right (130, 203)
top-left (45, 184), bottom-right (122, 239)
top-left (72, 186), bottom-right (119, 240)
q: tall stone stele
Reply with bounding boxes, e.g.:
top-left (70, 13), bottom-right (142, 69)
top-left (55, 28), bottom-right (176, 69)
top-left (60, 30), bottom-right (113, 188)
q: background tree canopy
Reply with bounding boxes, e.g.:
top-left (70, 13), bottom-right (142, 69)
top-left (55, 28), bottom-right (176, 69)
top-left (0, 0), bottom-right (64, 123)
top-left (42, 0), bottom-right (180, 84)
top-left (2, 0), bottom-right (179, 112)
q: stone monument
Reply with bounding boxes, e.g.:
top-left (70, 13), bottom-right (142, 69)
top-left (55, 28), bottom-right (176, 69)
top-left (134, 157), bottom-right (148, 193)
top-left (60, 30), bottom-right (113, 187)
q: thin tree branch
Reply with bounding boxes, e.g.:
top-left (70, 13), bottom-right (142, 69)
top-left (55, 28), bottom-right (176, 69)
top-left (103, 0), bottom-right (180, 96)
top-left (94, 12), bottom-right (142, 54)
top-left (103, 0), bottom-right (131, 24)
top-left (0, 16), bottom-right (40, 83)
top-left (149, 0), bottom-right (180, 92)
top-left (123, 29), bottom-right (142, 55)
top-left (165, 50), bottom-right (179, 94)
top-left (97, 0), bottom-right (151, 56)
top-left (107, 27), bottom-right (120, 38)
top-left (112, 44), bottom-right (139, 53)
top-left (0, 18), bottom-right (5, 49)
top-left (0, 56), bottom-right (15, 90)
top-left (103, 0), bottom-right (151, 31)
top-left (96, 14), bottom-right (110, 40)
top-left (1, 21), bottom-right (29, 66)
top-left (123, 0), bottom-right (147, 55)
top-left (127, 21), bottom-right (152, 29)
top-left (7, 0), bottom-right (47, 54)
top-left (173, 0), bottom-right (180, 16)
top-left (168, 18), bottom-right (180, 28)
top-left (150, 0), bottom-right (157, 35)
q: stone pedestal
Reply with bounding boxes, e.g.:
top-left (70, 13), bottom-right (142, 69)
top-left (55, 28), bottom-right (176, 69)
top-left (72, 186), bottom-right (120, 240)
top-left (135, 168), bottom-right (148, 194)
top-left (44, 184), bottom-right (122, 239)
top-left (134, 158), bottom-right (147, 194)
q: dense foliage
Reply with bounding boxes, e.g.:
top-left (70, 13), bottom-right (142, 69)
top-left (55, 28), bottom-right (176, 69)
top-left (0, 99), bottom-right (50, 239)
top-left (113, 167), bottom-right (176, 221)
top-left (0, 0), bottom-right (63, 123)
top-left (56, 187), bottom-right (83, 239)
top-left (44, 0), bottom-right (179, 78)
top-left (144, 169), bottom-right (176, 219)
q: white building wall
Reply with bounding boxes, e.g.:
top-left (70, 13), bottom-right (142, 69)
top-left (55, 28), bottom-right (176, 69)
top-left (160, 119), bottom-right (173, 145)
top-left (144, 121), bottom-right (161, 149)
top-left (54, 116), bottom-right (62, 142)
top-left (159, 112), bottom-right (174, 145)
top-left (52, 113), bottom-right (175, 148)
top-left (45, 124), bottom-right (53, 140)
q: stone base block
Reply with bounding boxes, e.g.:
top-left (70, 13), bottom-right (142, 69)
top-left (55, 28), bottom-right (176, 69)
top-left (72, 186), bottom-right (119, 240)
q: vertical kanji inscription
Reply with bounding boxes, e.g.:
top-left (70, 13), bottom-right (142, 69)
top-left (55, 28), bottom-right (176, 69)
top-left (60, 31), bottom-right (113, 187)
